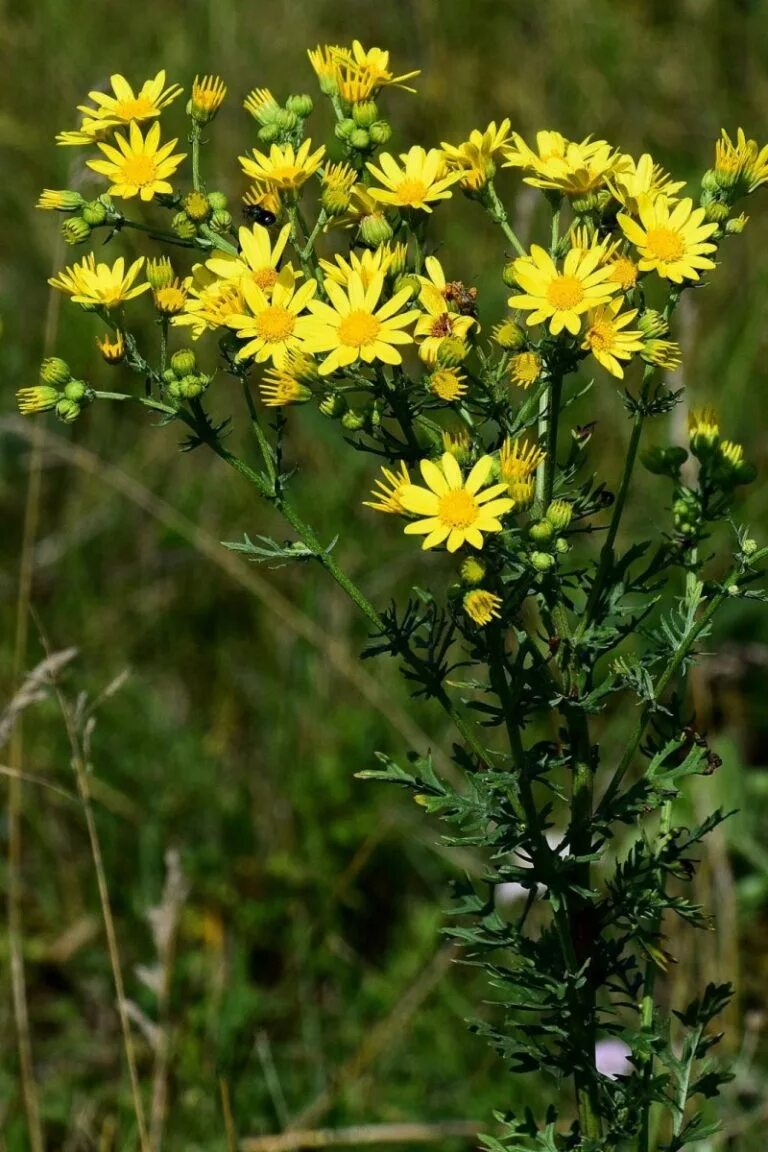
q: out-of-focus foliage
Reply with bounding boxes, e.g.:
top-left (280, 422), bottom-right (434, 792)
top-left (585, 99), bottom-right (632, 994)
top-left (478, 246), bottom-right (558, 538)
top-left (2, 2), bottom-right (768, 1149)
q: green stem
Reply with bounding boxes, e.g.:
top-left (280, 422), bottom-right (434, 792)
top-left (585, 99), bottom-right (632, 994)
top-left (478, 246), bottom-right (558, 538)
top-left (191, 123), bottom-right (202, 191)
top-left (159, 318), bottom-right (168, 375)
top-left (485, 181), bottom-right (526, 257)
top-left (301, 211), bottom-right (328, 264)
top-left (94, 391), bottom-right (177, 416)
top-left (109, 218), bottom-right (204, 250)
top-left (539, 372), bottom-right (563, 510)
top-left (241, 377), bottom-right (277, 489)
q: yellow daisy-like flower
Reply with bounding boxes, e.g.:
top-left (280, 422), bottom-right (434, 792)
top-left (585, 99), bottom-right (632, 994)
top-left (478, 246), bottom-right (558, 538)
top-left (259, 365), bottom-right (314, 407)
top-left (96, 330), bottom-right (126, 364)
top-left (367, 147), bottom-right (462, 213)
top-left (463, 589), bottom-right (503, 626)
top-left (16, 386), bottom-right (60, 415)
top-left (715, 129), bottom-right (768, 193)
top-left (641, 338), bottom-right (681, 369)
top-left (503, 131), bottom-right (619, 195)
top-left (363, 460), bottom-right (412, 514)
top-left (319, 245), bottom-right (399, 289)
top-left (206, 223), bottom-right (295, 295)
top-left (618, 195), bottom-right (718, 284)
top-left (243, 182), bottom-right (283, 221)
top-left (153, 279), bottom-right (188, 316)
top-left (414, 257), bottom-right (475, 364)
top-left (429, 368), bottom-right (468, 402)
top-left (87, 121), bottom-right (186, 201)
top-left (347, 40), bottom-right (420, 92)
top-left (36, 189), bottom-right (84, 212)
top-left (499, 437), bottom-right (545, 505)
top-left (226, 269), bottom-right (318, 367)
top-left (441, 119), bottom-right (513, 190)
top-left (508, 350), bottom-right (543, 389)
top-left (172, 269), bottom-right (247, 340)
top-left (239, 139), bottom-right (326, 191)
top-left (609, 153), bottom-right (686, 213)
top-left (301, 272), bottom-right (420, 376)
top-left (400, 453), bottom-right (515, 552)
top-left (606, 251), bottom-right (640, 292)
top-left (581, 299), bottom-right (645, 379)
top-left (244, 88), bottom-right (280, 123)
top-left (190, 74), bottom-right (227, 123)
top-left (49, 254), bottom-right (149, 309)
top-left (57, 70), bottom-right (183, 144)
top-left (508, 244), bottom-right (619, 335)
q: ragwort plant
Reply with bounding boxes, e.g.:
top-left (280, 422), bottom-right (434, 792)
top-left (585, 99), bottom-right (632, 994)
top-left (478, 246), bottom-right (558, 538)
top-left (24, 47), bottom-right (768, 1151)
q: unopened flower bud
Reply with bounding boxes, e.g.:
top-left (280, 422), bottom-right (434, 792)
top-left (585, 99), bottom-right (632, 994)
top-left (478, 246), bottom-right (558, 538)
top-left (63, 379), bottom-right (90, 403)
top-left (352, 101), bottom-right (378, 128)
top-left (641, 445), bottom-right (688, 476)
top-left (359, 212), bottom-right (393, 247)
top-left (342, 408), bottom-right (367, 431)
top-left (81, 199), bottom-right (108, 226)
top-left (210, 208), bottom-right (233, 232)
top-left (274, 108), bottom-right (298, 132)
top-left (726, 213), bottom-right (748, 235)
top-left (55, 397), bottom-right (81, 423)
top-left (207, 191), bottom-right (229, 212)
top-left (743, 537), bottom-right (758, 557)
top-left (172, 212), bottom-right (198, 239)
top-left (530, 551), bottom-right (556, 573)
top-left (704, 200), bottom-right (729, 224)
top-left (545, 500), bottom-right (573, 531)
top-left (183, 191), bottom-right (211, 222)
top-left (501, 261), bottom-right (518, 289)
top-left (493, 319), bottom-right (526, 349)
top-left (178, 374), bottom-right (210, 399)
top-left (61, 217), bottom-right (91, 245)
top-left (319, 391), bottom-right (348, 418)
top-left (146, 256), bottom-right (175, 290)
top-left (322, 187), bottom-right (353, 216)
top-left (335, 118), bottom-right (357, 141)
top-left (349, 128), bottom-right (371, 151)
top-left (258, 122), bottom-right (282, 144)
top-left (571, 191), bottom-right (600, 214)
top-left (637, 309), bottom-right (668, 338)
top-left (727, 584), bottom-right (740, 597)
top-left (554, 537), bottom-right (569, 554)
top-left (393, 273), bottom-right (421, 299)
top-left (701, 169), bottom-right (720, 194)
top-left (170, 349), bottom-right (196, 376)
top-left (436, 337), bottom-right (469, 367)
top-left (41, 357), bottom-right (71, 386)
top-left (529, 520), bottom-right (554, 544)
top-left (368, 121), bottom-right (392, 147)
top-left (460, 557), bottom-right (486, 586)
top-left (285, 93), bottom-right (314, 118)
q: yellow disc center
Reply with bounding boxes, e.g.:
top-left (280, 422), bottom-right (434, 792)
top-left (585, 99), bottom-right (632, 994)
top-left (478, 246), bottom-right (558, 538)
top-left (254, 305), bottom-right (295, 342)
top-left (396, 178), bottom-right (429, 205)
top-left (251, 266), bottom-right (279, 291)
top-left (586, 319), bottom-right (613, 352)
top-left (438, 489), bottom-right (478, 528)
top-left (120, 155), bottom-right (158, 187)
top-left (113, 97), bottom-right (156, 121)
top-left (546, 274), bottom-right (585, 311)
top-left (338, 310), bottom-right (381, 347)
top-left (645, 227), bottom-right (685, 263)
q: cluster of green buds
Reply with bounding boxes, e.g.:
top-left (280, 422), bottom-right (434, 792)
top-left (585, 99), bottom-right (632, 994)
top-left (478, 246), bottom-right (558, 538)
top-left (172, 189), bottom-right (231, 239)
top-left (527, 500), bottom-right (573, 573)
top-left (161, 349), bottom-right (212, 401)
top-left (339, 398), bottom-right (386, 434)
top-left (335, 99), bottom-right (392, 162)
top-left (57, 193), bottom-right (114, 246)
top-left (17, 357), bottom-right (94, 422)
top-left (244, 88), bottom-right (314, 145)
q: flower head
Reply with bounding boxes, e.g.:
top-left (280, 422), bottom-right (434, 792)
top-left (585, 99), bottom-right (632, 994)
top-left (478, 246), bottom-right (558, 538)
top-left (301, 272), bottom-right (420, 376)
top-left (226, 269), bottom-right (317, 367)
top-left (429, 368), bottom-right (467, 402)
top-left (16, 386), bottom-right (60, 415)
top-left (463, 589), bottom-right (503, 626)
top-left (57, 70), bottom-right (183, 144)
top-left (172, 268), bottom-right (247, 340)
top-left (509, 243), bottom-right (619, 335)
top-left (319, 245), bottom-right (399, 289)
top-left (618, 195), bottom-right (718, 283)
top-left (441, 120), bottom-right (513, 190)
top-left (191, 74), bottom-right (227, 123)
top-left (87, 121), bottom-right (185, 201)
top-left (309, 42), bottom-right (419, 98)
top-left (415, 256), bottom-right (475, 363)
top-left (508, 350), bottom-right (543, 389)
top-left (259, 360), bottom-right (314, 406)
top-left (715, 129), bottom-right (768, 193)
top-left (363, 461), bottom-right (412, 514)
top-left (581, 299), bottom-right (644, 378)
top-left (37, 189), bottom-right (85, 212)
top-left (609, 152), bottom-right (686, 213)
top-left (206, 222), bottom-right (295, 295)
top-left (153, 279), bottom-right (188, 316)
top-left (96, 330), bottom-right (126, 364)
top-left (239, 139), bottom-right (325, 190)
top-left (400, 453), bottom-right (514, 552)
top-left (503, 131), bottom-right (619, 195)
top-left (500, 437), bottom-right (545, 504)
top-left (49, 254), bottom-right (149, 309)
top-left (367, 147), bottom-right (462, 213)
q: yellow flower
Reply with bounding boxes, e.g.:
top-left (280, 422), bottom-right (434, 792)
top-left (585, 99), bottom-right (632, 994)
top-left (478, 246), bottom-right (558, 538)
top-left (618, 195), bottom-right (718, 284)
top-left (641, 338), bottom-right (681, 369)
top-left (96, 330), bottom-right (125, 363)
top-left (581, 299), bottom-right (644, 379)
top-left (239, 139), bottom-right (326, 191)
top-left (508, 243), bottom-right (619, 335)
top-left (301, 271), bottom-right (420, 376)
top-left (689, 407), bottom-right (719, 454)
top-left (191, 74), bottom-right (227, 123)
top-left (429, 368), bottom-right (468, 402)
top-left (226, 269), bottom-right (317, 366)
top-left (309, 42), bottom-right (420, 99)
top-left (463, 589), bottom-right (503, 626)
top-left (36, 189), bottom-right (84, 212)
top-left (16, 386), bottom-right (60, 414)
top-left (49, 254), bottom-right (149, 309)
top-left (414, 257), bottom-right (475, 363)
top-left (206, 222), bottom-right (295, 295)
top-left (503, 131), bottom-right (619, 195)
top-left (499, 437), bottom-right (545, 505)
top-left (259, 361), bottom-right (314, 406)
top-left (508, 350), bottom-right (543, 389)
top-left (442, 428), bottom-right (473, 464)
top-left (87, 121), bottom-right (186, 201)
top-left (244, 87), bottom-right (280, 122)
top-left (307, 46), bottom-right (346, 93)
top-left (320, 161), bottom-right (359, 215)
top-left (609, 153), bottom-right (686, 212)
top-left (400, 453), bottom-right (515, 552)
top-left (367, 147), bottom-right (462, 212)
top-left (441, 119), bottom-right (513, 190)
top-left (172, 268), bottom-right (247, 340)
top-left (153, 279), bottom-right (188, 316)
top-left (606, 251), bottom-right (639, 292)
top-left (363, 461), bottom-right (413, 514)
top-left (347, 40), bottom-right (420, 92)
top-left (319, 245), bottom-right (398, 289)
top-left (57, 70), bottom-right (183, 144)
top-left (243, 183), bottom-right (283, 220)
top-left (715, 129), bottom-right (768, 192)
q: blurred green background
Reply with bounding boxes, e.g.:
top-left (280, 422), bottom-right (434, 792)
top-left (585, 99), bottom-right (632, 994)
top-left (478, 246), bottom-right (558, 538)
top-left (2, 0), bottom-right (768, 1148)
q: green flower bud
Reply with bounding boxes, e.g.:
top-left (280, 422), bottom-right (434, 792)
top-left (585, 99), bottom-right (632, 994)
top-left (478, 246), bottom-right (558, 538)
top-left (81, 199), bottom-right (108, 226)
top-left (460, 557), bottom-right (486, 586)
top-left (349, 128), bottom-right (371, 151)
top-left (529, 520), bottom-right (554, 544)
top-left (571, 191), bottom-right (600, 214)
top-left (436, 337), bottom-right (469, 367)
top-left (369, 120), bottom-right (393, 147)
top-left (335, 118), bottom-right (357, 141)
top-left (170, 349), bottom-right (197, 377)
top-left (162, 368), bottom-right (178, 386)
top-left (61, 217), bottom-right (91, 245)
top-left (274, 108), bottom-right (298, 132)
top-left (341, 408), bottom-right (367, 431)
top-left (725, 213), bottom-right (748, 235)
top-left (285, 93), bottom-right (314, 118)
top-left (183, 191), bottom-right (212, 222)
top-left (393, 273), bottom-right (421, 299)
top-left (530, 551), bottom-right (556, 573)
top-left (258, 122), bottom-right (282, 144)
top-left (146, 256), bottom-right (175, 290)
top-left (207, 191), bottom-right (229, 211)
top-left (166, 379), bottom-right (183, 400)
top-left (501, 261), bottom-right (518, 289)
top-left (703, 200), bottom-right (729, 224)
top-left (637, 309), bottom-right (669, 338)
top-left (554, 537), bottom-right (569, 554)
top-left (352, 100), bottom-right (379, 128)
top-left (63, 379), bottom-right (92, 403)
top-left (641, 445), bottom-right (688, 476)
top-left (55, 397), bottom-right (81, 423)
top-left (359, 212), bottom-right (393, 247)
top-left (701, 169), bottom-right (720, 194)
top-left (319, 391), bottom-right (348, 418)
top-left (210, 208), bottom-right (233, 233)
top-left (322, 186), bottom-right (353, 216)
top-left (172, 212), bottom-right (198, 239)
top-left (545, 500), bottom-right (573, 531)
top-left (727, 584), bottom-right (740, 597)
top-left (40, 357), bottom-right (71, 386)
top-left (743, 537), bottom-right (758, 557)
top-left (177, 374), bottom-right (209, 399)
